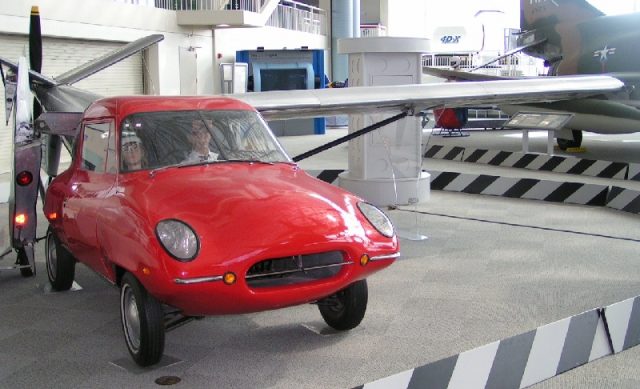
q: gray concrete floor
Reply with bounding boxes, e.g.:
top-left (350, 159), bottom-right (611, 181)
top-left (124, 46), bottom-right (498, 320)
top-left (0, 127), bottom-right (639, 388)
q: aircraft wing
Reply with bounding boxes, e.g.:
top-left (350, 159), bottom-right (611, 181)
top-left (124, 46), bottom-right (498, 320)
top-left (2, 34), bottom-right (164, 90)
top-left (423, 67), bottom-right (509, 81)
top-left (54, 34), bottom-right (164, 85)
top-left (232, 75), bottom-right (623, 120)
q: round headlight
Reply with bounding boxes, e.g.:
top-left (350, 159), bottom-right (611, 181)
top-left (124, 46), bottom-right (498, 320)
top-left (357, 202), bottom-right (395, 238)
top-left (156, 219), bottom-right (199, 261)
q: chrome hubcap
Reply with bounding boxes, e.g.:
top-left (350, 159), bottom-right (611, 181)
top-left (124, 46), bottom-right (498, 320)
top-left (122, 285), bottom-right (141, 352)
top-left (46, 233), bottom-right (57, 279)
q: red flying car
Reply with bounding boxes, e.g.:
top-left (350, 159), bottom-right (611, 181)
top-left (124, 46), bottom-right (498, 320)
top-left (43, 96), bottom-right (399, 366)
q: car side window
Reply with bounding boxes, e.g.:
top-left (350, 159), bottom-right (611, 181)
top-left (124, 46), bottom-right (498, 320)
top-left (80, 121), bottom-right (112, 173)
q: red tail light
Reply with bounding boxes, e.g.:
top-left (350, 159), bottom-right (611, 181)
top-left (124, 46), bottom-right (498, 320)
top-left (16, 171), bottom-right (33, 186)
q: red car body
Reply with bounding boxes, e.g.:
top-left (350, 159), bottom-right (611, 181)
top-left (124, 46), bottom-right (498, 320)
top-left (43, 96), bottom-right (399, 317)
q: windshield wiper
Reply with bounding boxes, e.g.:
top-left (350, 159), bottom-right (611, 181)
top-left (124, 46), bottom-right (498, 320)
top-left (149, 162), bottom-right (183, 177)
top-left (224, 159), bottom-right (274, 165)
top-left (148, 160), bottom-right (219, 177)
top-left (148, 159), bottom-right (279, 177)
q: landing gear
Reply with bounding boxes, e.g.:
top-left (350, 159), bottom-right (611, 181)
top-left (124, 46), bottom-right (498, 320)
top-left (17, 247), bottom-right (35, 277)
top-left (120, 272), bottom-right (165, 367)
top-left (557, 130), bottom-right (583, 150)
top-left (317, 279), bottom-right (368, 330)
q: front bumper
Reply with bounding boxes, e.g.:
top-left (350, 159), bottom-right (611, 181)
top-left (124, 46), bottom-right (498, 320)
top-left (152, 251), bottom-right (399, 316)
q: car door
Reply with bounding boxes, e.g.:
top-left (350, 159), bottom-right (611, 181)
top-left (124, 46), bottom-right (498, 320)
top-left (61, 119), bottom-right (117, 274)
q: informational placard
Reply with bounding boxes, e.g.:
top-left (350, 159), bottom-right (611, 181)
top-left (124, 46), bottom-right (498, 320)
top-left (505, 112), bottom-right (574, 130)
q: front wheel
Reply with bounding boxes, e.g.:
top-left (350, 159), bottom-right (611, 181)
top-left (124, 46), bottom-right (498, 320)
top-left (318, 279), bottom-right (368, 331)
top-left (120, 272), bottom-right (165, 367)
top-left (45, 228), bottom-right (76, 291)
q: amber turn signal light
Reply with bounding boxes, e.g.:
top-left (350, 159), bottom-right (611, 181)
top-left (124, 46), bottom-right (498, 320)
top-left (360, 254), bottom-right (370, 266)
top-left (15, 213), bottom-right (27, 227)
top-left (223, 272), bottom-right (237, 285)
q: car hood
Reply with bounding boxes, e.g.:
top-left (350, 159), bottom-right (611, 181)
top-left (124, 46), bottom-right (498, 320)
top-left (122, 163), bottom-right (371, 259)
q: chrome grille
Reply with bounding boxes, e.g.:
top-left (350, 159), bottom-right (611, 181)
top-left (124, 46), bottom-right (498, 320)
top-left (246, 251), bottom-right (348, 288)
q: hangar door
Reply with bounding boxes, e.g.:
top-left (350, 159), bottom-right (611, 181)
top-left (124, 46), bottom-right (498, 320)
top-left (0, 34), bottom-right (143, 174)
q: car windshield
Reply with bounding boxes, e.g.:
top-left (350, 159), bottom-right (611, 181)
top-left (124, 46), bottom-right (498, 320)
top-left (119, 110), bottom-right (291, 172)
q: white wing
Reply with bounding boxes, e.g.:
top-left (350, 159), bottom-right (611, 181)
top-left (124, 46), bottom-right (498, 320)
top-left (232, 75), bottom-right (623, 120)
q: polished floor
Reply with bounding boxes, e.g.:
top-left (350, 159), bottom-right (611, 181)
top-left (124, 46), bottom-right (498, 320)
top-left (0, 128), bottom-right (639, 388)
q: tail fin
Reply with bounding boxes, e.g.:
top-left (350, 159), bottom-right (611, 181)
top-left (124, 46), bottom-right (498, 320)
top-left (521, 0), bottom-right (604, 31)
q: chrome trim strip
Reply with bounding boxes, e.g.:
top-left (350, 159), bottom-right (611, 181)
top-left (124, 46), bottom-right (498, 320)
top-left (369, 252), bottom-right (401, 261)
top-left (245, 262), bottom-right (351, 279)
top-left (174, 275), bottom-right (223, 284)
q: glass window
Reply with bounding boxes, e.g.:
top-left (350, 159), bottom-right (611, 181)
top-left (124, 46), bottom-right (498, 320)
top-left (81, 121), bottom-right (112, 172)
top-left (119, 110), bottom-right (291, 171)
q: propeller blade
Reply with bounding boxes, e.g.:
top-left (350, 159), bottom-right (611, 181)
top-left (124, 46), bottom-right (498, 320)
top-left (29, 6), bottom-right (42, 73)
top-left (29, 6), bottom-right (43, 120)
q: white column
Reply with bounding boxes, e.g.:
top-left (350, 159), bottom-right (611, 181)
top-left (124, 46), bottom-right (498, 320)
top-left (337, 37), bottom-right (431, 206)
top-left (331, 0), bottom-right (353, 82)
top-left (352, 0), bottom-right (360, 37)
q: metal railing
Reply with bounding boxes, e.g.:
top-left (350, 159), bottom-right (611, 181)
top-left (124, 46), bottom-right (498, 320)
top-left (360, 24), bottom-right (387, 37)
top-left (108, 0), bottom-right (326, 35)
top-left (110, 0), bottom-right (156, 6)
top-left (165, 0), bottom-right (265, 11)
top-left (265, 1), bottom-right (327, 35)
top-left (122, 0), bottom-right (268, 11)
top-left (422, 52), bottom-right (546, 77)
top-left (422, 53), bottom-right (474, 68)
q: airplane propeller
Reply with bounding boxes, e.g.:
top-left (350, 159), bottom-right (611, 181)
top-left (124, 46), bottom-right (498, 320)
top-left (29, 6), bottom-right (42, 74)
top-left (29, 6), bottom-right (42, 120)
top-left (28, 6), bottom-right (62, 178)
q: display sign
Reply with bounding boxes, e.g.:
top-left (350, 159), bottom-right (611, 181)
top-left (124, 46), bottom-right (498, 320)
top-left (504, 111), bottom-right (574, 130)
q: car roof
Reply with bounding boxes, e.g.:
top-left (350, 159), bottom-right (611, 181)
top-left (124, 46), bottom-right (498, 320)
top-left (84, 95), bottom-right (256, 120)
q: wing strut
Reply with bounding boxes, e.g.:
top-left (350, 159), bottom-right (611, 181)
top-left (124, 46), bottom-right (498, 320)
top-left (293, 110), bottom-right (410, 162)
top-left (470, 38), bottom-right (547, 72)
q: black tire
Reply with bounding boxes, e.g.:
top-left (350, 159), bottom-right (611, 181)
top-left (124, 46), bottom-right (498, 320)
top-left (120, 272), bottom-right (165, 367)
top-left (45, 228), bottom-right (76, 291)
top-left (557, 130), bottom-right (583, 150)
top-left (17, 248), bottom-right (34, 278)
top-left (318, 279), bottom-right (368, 331)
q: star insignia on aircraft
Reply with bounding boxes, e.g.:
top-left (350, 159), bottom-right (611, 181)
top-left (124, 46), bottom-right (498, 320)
top-left (593, 46), bottom-right (616, 62)
top-left (593, 46), bottom-right (616, 72)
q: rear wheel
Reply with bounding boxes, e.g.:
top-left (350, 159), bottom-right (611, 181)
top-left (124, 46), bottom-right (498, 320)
top-left (318, 279), bottom-right (368, 330)
top-left (45, 228), bottom-right (76, 291)
top-left (120, 272), bottom-right (165, 367)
